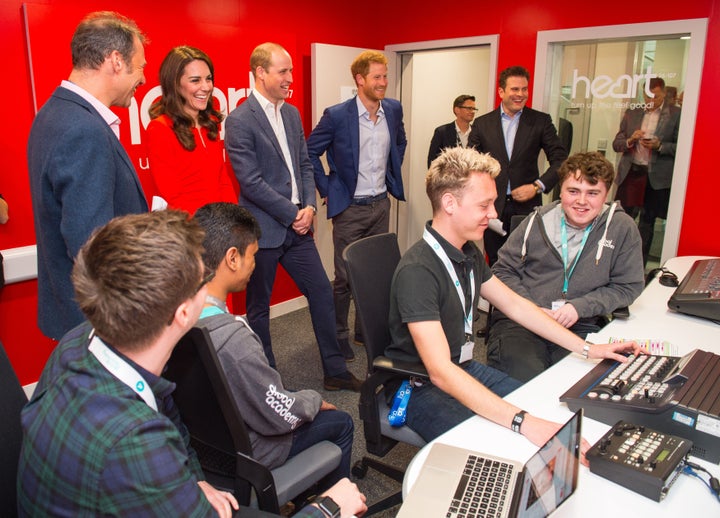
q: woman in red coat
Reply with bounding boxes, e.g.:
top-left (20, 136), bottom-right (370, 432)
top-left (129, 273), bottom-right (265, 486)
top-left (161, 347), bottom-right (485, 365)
top-left (146, 46), bottom-right (236, 213)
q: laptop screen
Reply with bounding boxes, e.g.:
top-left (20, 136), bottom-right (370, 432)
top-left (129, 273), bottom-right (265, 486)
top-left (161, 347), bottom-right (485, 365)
top-left (517, 410), bottom-right (582, 517)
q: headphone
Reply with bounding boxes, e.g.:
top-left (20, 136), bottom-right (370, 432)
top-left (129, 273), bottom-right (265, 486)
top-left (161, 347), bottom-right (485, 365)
top-left (646, 267), bottom-right (679, 287)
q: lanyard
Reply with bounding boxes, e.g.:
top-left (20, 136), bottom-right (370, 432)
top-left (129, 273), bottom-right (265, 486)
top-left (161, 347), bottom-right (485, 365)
top-left (560, 214), bottom-right (592, 297)
top-left (88, 332), bottom-right (158, 412)
top-left (423, 229), bottom-right (475, 335)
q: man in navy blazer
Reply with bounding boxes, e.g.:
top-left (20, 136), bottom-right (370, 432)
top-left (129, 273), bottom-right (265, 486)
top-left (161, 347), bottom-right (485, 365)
top-left (225, 42), bottom-right (361, 392)
top-left (28, 12), bottom-right (149, 340)
top-left (427, 94), bottom-right (478, 167)
top-left (469, 66), bottom-right (567, 264)
top-left (612, 77), bottom-right (680, 264)
top-left (307, 50), bottom-right (406, 355)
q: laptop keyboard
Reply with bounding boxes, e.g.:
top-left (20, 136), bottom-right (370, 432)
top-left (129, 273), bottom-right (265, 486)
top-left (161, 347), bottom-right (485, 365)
top-left (447, 454), bottom-right (514, 518)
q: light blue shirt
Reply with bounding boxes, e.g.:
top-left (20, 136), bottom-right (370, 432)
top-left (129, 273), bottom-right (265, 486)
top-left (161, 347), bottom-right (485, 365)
top-left (500, 104), bottom-right (522, 194)
top-left (355, 96), bottom-right (390, 197)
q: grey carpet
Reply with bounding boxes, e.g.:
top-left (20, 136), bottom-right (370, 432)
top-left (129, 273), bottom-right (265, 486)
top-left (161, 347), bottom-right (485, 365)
top-left (268, 305), bottom-right (488, 517)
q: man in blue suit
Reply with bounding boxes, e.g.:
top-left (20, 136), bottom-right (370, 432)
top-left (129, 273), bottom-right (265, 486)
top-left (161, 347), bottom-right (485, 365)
top-left (225, 42), bottom-right (361, 391)
top-left (469, 66), bottom-right (567, 265)
top-left (307, 50), bottom-right (407, 356)
top-left (28, 12), bottom-right (149, 340)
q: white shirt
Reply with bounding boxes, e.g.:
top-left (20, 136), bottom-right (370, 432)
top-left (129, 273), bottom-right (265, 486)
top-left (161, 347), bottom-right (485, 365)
top-left (252, 89), bottom-right (300, 204)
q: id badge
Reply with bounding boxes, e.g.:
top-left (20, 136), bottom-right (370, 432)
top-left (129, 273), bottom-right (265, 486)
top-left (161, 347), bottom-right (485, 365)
top-left (551, 299), bottom-right (566, 311)
top-left (460, 340), bottom-right (474, 363)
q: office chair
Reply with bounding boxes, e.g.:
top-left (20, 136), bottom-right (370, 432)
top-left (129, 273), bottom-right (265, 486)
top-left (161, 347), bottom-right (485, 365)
top-left (343, 233), bottom-right (428, 515)
top-left (0, 340), bottom-right (28, 518)
top-left (164, 327), bottom-right (342, 514)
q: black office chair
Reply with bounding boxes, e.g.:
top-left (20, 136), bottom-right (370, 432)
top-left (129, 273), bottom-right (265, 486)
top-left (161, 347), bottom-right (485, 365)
top-left (343, 233), bottom-right (427, 515)
top-left (0, 340), bottom-right (28, 518)
top-left (164, 327), bottom-right (342, 514)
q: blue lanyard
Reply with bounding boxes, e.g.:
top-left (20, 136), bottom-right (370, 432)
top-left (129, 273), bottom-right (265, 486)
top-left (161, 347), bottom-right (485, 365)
top-left (560, 214), bottom-right (592, 297)
top-left (423, 229), bottom-right (475, 335)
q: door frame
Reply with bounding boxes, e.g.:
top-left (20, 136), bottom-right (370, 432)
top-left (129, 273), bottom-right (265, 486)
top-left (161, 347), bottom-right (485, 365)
top-left (533, 19), bottom-right (708, 264)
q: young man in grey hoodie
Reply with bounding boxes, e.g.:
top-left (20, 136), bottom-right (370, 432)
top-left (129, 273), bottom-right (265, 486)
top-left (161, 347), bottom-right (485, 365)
top-left (488, 152), bottom-right (645, 382)
top-left (193, 202), bottom-right (355, 491)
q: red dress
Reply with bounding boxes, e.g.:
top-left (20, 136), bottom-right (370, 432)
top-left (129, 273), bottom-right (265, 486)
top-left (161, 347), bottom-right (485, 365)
top-left (146, 114), bottom-right (236, 214)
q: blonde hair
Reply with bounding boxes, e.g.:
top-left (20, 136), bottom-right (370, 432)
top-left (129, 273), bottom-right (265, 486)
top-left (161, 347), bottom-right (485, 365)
top-left (426, 147), bottom-right (500, 212)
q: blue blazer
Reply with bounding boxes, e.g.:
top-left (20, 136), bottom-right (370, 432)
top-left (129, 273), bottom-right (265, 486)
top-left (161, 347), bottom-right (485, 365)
top-left (306, 97), bottom-right (407, 218)
top-left (225, 94), bottom-right (317, 248)
top-left (469, 107), bottom-right (567, 217)
top-left (28, 86), bottom-right (148, 339)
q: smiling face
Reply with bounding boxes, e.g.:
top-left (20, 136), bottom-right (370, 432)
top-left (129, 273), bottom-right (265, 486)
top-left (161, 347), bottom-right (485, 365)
top-left (178, 59), bottom-right (213, 121)
top-left (450, 172), bottom-right (498, 243)
top-left (498, 75), bottom-right (528, 116)
top-left (115, 35), bottom-right (146, 108)
top-left (560, 172), bottom-right (608, 228)
top-left (255, 48), bottom-right (293, 104)
top-left (356, 62), bottom-right (388, 103)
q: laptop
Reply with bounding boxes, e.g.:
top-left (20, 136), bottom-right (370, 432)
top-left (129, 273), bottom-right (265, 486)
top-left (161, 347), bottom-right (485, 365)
top-left (398, 410), bottom-right (582, 518)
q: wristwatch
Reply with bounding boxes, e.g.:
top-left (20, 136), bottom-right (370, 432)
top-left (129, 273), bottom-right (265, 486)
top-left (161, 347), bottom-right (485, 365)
top-left (306, 205), bottom-right (317, 215)
top-left (314, 495), bottom-right (341, 518)
top-left (511, 410), bottom-right (527, 434)
top-left (533, 181), bottom-right (543, 194)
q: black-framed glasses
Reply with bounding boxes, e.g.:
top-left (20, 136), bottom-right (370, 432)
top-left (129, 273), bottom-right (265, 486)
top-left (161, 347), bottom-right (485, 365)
top-left (458, 106), bottom-right (479, 112)
top-left (195, 270), bottom-right (216, 294)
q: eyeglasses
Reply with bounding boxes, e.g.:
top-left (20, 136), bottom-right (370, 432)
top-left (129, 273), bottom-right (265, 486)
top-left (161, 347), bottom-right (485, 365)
top-left (458, 106), bottom-right (479, 112)
top-left (195, 270), bottom-right (216, 294)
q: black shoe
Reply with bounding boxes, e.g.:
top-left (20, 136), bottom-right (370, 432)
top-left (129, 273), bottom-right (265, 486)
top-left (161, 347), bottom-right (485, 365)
top-left (324, 372), bottom-right (362, 392)
top-left (353, 334), bottom-right (364, 347)
top-left (338, 338), bottom-right (356, 362)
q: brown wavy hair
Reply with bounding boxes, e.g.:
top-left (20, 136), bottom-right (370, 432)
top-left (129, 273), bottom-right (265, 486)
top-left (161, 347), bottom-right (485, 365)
top-left (149, 46), bottom-right (224, 151)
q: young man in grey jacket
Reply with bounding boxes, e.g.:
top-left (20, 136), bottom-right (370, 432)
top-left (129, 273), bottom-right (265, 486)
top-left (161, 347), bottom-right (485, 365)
top-left (487, 152), bottom-right (645, 383)
top-left (193, 202), bottom-right (354, 491)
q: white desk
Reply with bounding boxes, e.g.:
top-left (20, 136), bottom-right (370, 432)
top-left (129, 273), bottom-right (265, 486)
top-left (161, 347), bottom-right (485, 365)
top-left (403, 256), bottom-right (720, 516)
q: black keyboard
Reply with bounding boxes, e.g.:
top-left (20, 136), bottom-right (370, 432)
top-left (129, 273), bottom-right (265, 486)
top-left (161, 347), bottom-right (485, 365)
top-left (447, 455), bottom-right (514, 518)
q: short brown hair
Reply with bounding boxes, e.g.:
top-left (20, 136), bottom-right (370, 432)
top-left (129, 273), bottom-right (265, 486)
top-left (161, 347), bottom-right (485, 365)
top-left (498, 65), bottom-right (530, 89)
top-left (453, 94), bottom-right (475, 108)
top-left (558, 151), bottom-right (616, 190)
top-left (250, 42), bottom-right (286, 78)
top-left (72, 210), bottom-right (205, 351)
top-left (71, 11), bottom-right (146, 70)
top-left (351, 50), bottom-right (388, 84)
top-left (426, 147), bottom-right (500, 212)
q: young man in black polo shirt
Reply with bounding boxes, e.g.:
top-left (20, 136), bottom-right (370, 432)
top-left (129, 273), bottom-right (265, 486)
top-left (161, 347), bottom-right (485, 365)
top-left (385, 147), bottom-right (642, 445)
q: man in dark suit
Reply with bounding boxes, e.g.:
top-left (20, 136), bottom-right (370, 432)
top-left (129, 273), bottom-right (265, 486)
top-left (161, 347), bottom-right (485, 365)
top-left (612, 77), bottom-right (680, 264)
top-left (28, 12), bottom-right (149, 340)
top-left (225, 42), bottom-right (361, 391)
top-left (469, 66), bottom-right (568, 264)
top-left (306, 50), bottom-right (406, 357)
top-left (427, 94), bottom-right (477, 167)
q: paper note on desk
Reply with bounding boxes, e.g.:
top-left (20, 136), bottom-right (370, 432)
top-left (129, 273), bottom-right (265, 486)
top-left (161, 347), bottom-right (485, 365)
top-left (587, 332), bottom-right (678, 356)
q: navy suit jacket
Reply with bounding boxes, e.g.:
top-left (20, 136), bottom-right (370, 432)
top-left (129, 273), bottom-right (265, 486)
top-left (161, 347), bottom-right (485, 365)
top-left (612, 104), bottom-right (680, 190)
top-left (306, 96), bottom-right (406, 219)
top-left (469, 107), bottom-right (567, 217)
top-left (225, 93), bottom-right (317, 248)
top-left (427, 121), bottom-right (460, 168)
top-left (28, 86), bottom-right (148, 339)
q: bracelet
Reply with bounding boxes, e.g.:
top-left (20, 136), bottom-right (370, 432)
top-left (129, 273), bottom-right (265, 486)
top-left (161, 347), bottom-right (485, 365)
top-left (511, 410), bottom-right (527, 433)
top-left (582, 342), bottom-right (592, 359)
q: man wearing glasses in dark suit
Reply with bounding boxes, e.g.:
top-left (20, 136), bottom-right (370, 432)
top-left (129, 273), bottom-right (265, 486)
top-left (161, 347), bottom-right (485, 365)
top-left (427, 94), bottom-right (478, 167)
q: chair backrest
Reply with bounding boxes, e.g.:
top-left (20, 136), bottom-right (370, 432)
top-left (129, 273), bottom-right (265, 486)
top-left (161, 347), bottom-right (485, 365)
top-left (0, 340), bottom-right (28, 518)
top-left (164, 327), bottom-right (265, 505)
top-left (343, 233), bottom-right (401, 373)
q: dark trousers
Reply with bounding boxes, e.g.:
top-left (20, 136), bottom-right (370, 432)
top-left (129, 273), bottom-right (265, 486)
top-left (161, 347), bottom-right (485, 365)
top-left (245, 228), bottom-right (346, 377)
top-left (484, 197), bottom-right (537, 265)
top-left (487, 317), bottom-right (603, 383)
top-left (331, 197), bottom-right (390, 340)
top-left (288, 409), bottom-right (354, 491)
top-left (639, 185), bottom-right (671, 265)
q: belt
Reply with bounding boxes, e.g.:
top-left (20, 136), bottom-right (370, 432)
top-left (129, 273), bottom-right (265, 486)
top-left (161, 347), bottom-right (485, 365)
top-left (352, 192), bottom-right (387, 206)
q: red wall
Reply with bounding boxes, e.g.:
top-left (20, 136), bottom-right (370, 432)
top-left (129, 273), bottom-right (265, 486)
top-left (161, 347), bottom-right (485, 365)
top-left (1, 0), bottom-right (717, 384)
